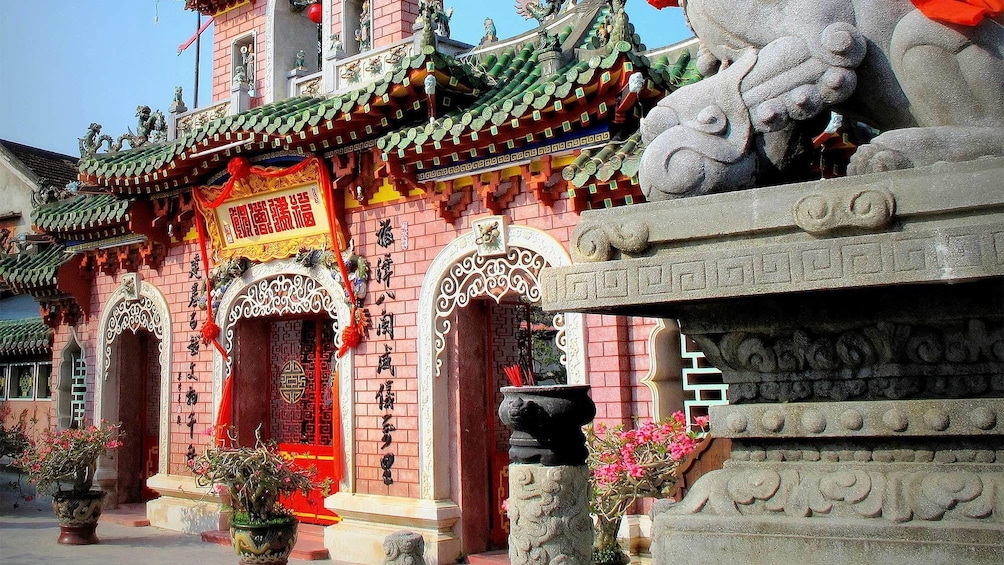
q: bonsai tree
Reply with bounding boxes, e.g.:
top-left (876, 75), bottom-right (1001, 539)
top-left (190, 425), bottom-right (318, 524)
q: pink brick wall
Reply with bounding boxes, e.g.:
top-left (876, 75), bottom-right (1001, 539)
top-left (40, 176), bottom-right (658, 498)
top-left (50, 241), bottom-right (217, 475)
top-left (211, 2), bottom-right (267, 105)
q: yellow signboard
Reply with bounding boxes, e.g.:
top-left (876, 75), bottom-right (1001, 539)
top-left (197, 159), bottom-right (336, 262)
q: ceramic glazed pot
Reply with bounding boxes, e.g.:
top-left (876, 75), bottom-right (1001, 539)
top-left (499, 384), bottom-right (596, 466)
top-left (230, 518), bottom-right (299, 565)
top-left (51, 490), bottom-right (107, 545)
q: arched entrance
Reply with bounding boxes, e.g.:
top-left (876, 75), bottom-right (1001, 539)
top-left (213, 258), bottom-right (355, 523)
top-left (94, 273), bottom-right (172, 507)
top-left (417, 219), bottom-right (587, 555)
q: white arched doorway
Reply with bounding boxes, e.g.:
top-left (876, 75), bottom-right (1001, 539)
top-left (213, 258), bottom-right (356, 492)
top-left (416, 219), bottom-right (588, 500)
top-left (94, 273), bottom-right (172, 504)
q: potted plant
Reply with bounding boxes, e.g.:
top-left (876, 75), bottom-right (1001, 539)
top-left (14, 420), bottom-right (123, 544)
top-left (190, 426), bottom-right (319, 565)
top-left (586, 413), bottom-right (709, 564)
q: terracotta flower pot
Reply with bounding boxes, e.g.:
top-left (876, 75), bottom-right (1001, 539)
top-left (230, 518), bottom-right (299, 565)
top-left (51, 490), bottom-right (107, 545)
top-left (499, 384), bottom-right (596, 466)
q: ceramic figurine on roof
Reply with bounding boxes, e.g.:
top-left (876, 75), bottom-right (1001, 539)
top-left (638, 0), bottom-right (1004, 199)
top-left (78, 123), bottom-right (113, 157)
top-left (516, 0), bottom-right (567, 24)
top-left (481, 18), bottom-right (497, 44)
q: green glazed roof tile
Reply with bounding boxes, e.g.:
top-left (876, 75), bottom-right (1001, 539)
top-left (0, 318), bottom-right (53, 358)
top-left (0, 244), bottom-right (70, 294)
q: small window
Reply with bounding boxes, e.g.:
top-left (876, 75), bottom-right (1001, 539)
top-left (0, 364), bottom-right (7, 399)
top-left (36, 363), bottom-right (52, 400)
top-left (10, 364), bottom-right (34, 399)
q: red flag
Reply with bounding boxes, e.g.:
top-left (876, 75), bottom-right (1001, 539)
top-left (178, 16), bottom-right (215, 55)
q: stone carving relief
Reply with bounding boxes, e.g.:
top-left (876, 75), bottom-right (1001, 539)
top-left (793, 186), bottom-right (895, 234)
top-left (176, 102), bottom-right (229, 136)
top-left (507, 465), bottom-right (593, 565)
top-left (383, 531), bottom-right (427, 565)
top-left (716, 398), bottom-right (1003, 439)
top-left (689, 318), bottom-right (1004, 403)
top-left (639, 1), bottom-right (1004, 199)
top-left (667, 466), bottom-right (1004, 524)
top-left (569, 219), bottom-right (649, 263)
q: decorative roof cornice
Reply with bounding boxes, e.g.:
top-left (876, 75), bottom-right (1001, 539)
top-left (184, 0), bottom-right (254, 16)
top-left (77, 49), bottom-right (485, 194)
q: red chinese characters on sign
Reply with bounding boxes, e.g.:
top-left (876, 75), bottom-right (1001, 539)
top-left (249, 200), bottom-right (273, 236)
top-left (270, 197), bottom-right (294, 232)
top-left (221, 188), bottom-right (321, 244)
top-left (229, 205), bottom-right (254, 239)
top-left (288, 192), bottom-right (316, 229)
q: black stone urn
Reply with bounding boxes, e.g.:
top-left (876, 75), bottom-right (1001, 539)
top-left (499, 385), bottom-right (596, 466)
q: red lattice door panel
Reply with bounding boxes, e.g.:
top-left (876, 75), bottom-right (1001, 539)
top-left (271, 318), bottom-right (341, 525)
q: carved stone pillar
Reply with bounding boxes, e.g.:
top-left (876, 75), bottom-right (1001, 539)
top-left (541, 158), bottom-right (1004, 564)
top-left (499, 385), bottom-right (596, 565)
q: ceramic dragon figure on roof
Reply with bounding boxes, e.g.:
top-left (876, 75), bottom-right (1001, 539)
top-left (638, 0), bottom-right (1004, 199)
top-left (516, 0), bottom-right (567, 24)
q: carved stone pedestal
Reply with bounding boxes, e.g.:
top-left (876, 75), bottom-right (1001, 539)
top-left (542, 158), bottom-right (1004, 564)
top-left (499, 385), bottom-right (596, 565)
top-left (507, 465), bottom-right (594, 565)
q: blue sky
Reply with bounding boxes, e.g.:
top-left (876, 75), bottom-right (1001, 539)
top-left (0, 1), bottom-right (691, 158)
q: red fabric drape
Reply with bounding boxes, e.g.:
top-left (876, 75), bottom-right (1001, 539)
top-left (912, 0), bottom-right (1003, 25)
top-left (197, 155), bottom-right (360, 448)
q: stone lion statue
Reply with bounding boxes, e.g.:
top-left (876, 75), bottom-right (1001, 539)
top-left (639, 0), bottom-right (1004, 199)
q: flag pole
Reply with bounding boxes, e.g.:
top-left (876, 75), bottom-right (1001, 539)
top-left (194, 12), bottom-right (202, 108)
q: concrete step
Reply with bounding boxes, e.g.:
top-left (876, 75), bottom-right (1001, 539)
top-left (202, 523), bottom-right (329, 561)
top-left (102, 502), bottom-right (151, 527)
top-left (467, 549), bottom-right (510, 564)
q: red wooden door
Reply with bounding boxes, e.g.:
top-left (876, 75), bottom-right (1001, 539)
top-left (271, 318), bottom-right (341, 525)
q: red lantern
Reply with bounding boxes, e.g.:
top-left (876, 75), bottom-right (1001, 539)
top-left (647, 0), bottom-right (680, 8)
top-left (306, 3), bottom-right (323, 24)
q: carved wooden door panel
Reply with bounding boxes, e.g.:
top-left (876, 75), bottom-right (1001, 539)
top-left (271, 318), bottom-right (340, 525)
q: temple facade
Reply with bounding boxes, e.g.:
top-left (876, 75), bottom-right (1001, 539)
top-left (0, 1), bottom-right (722, 563)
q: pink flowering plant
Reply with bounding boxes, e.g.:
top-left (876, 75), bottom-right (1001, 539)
top-left (189, 426), bottom-right (319, 525)
top-left (586, 412), bottom-right (709, 563)
top-left (14, 421), bottom-right (123, 495)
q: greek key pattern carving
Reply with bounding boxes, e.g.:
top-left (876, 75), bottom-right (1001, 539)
top-left (714, 399), bottom-right (1004, 439)
top-left (544, 222), bottom-right (1004, 309)
top-left (670, 466), bottom-right (1004, 524)
top-left (507, 465), bottom-right (593, 565)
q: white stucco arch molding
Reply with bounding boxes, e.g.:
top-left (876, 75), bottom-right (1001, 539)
top-left (417, 224), bottom-right (587, 500)
top-left (94, 273), bottom-right (173, 476)
top-left (213, 258), bottom-right (356, 491)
